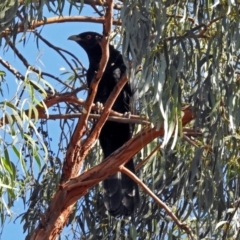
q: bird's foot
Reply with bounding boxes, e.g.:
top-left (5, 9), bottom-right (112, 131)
top-left (95, 102), bottom-right (103, 113)
top-left (123, 111), bottom-right (131, 118)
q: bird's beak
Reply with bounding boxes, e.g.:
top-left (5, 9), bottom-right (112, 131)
top-left (68, 35), bottom-right (81, 41)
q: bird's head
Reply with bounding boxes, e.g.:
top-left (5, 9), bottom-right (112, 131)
top-left (68, 31), bottom-right (103, 53)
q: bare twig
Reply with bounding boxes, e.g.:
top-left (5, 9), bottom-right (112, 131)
top-left (90, 3), bottom-right (104, 16)
top-left (34, 31), bottom-right (83, 80)
top-left (120, 166), bottom-right (195, 240)
top-left (167, 14), bottom-right (196, 24)
top-left (39, 112), bottom-right (151, 125)
top-left (183, 134), bottom-right (199, 148)
top-left (0, 56), bottom-right (25, 81)
top-left (0, 87), bottom-right (151, 127)
top-left (183, 127), bottom-right (202, 136)
top-left (136, 143), bottom-right (161, 170)
top-left (6, 38), bottom-right (71, 90)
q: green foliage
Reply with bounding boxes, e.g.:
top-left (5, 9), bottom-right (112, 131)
top-left (0, 0), bottom-right (18, 32)
top-left (0, 69), bottom-right (51, 226)
top-left (0, 0), bottom-right (240, 239)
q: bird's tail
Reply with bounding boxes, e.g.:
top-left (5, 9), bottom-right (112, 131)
top-left (103, 159), bottom-right (139, 217)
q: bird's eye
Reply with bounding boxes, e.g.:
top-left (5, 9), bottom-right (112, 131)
top-left (86, 35), bottom-right (92, 40)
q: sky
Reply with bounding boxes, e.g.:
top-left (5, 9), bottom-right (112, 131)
top-left (1, 2), bottom-right (103, 239)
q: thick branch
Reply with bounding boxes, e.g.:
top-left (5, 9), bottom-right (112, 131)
top-left (30, 1), bottom-right (115, 239)
top-left (30, 104), bottom-right (193, 239)
top-left (83, 75), bottom-right (129, 154)
top-left (67, 107), bottom-right (193, 191)
top-left (31, 107), bottom-right (194, 240)
top-left (60, 5), bottom-right (113, 183)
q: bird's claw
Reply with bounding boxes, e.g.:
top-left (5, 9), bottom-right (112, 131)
top-left (124, 111), bottom-right (131, 118)
top-left (96, 102), bottom-right (103, 113)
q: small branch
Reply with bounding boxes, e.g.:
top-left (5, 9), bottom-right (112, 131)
top-left (5, 38), bottom-right (71, 90)
top-left (0, 92), bottom-right (84, 127)
top-left (167, 14), bottom-right (196, 24)
top-left (0, 87), bottom-right (151, 127)
top-left (39, 112), bottom-right (151, 125)
top-left (60, 0), bottom-right (114, 183)
top-left (34, 31), bottom-right (83, 80)
top-left (61, 1), bottom-right (112, 179)
top-left (120, 166), bottom-right (195, 240)
top-left (84, 75), bottom-right (129, 149)
top-left (182, 127), bottom-right (202, 136)
top-left (90, 3), bottom-right (104, 16)
top-left (183, 134), bottom-right (199, 148)
top-left (0, 56), bottom-right (25, 81)
top-left (80, 0), bottom-right (117, 151)
top-left (136, 126), bottom-right (203, 170)
top-left (183, 134), bottom-right (213, 153)
top-left (79, 0), bottom-right (122, 10)
top-left (1, 16), bottom-right (122, 37)
top-left (165, 15), bottom-right (227, 41)
top-left (135, 143), bottom-right (161, 171)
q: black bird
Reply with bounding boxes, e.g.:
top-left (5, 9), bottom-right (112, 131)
top-left (68, 32), bottom-right (139, 217)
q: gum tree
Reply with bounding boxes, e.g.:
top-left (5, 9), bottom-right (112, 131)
top-left (0, 0), bottom-right (240, 239)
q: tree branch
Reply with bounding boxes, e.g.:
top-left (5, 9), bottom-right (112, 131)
top-left (30, 103), bottom-right (193, 239)
top-left (60, 1), bottom-right (113, 183)
top-left (136, 143), bottom-right (161, 171)
top-left (0, 89), bottom-right (151, 127)
top-left (37, 112), bottom-right (151, 125)
top-left (5, 38), bottom-right (71, 90)
top-left (0, 56), bottom-right (25, 81)
top-left (120, 166), bottom-right (195, 240)
top-left (30, 1), bottom-right (115, 239)
top-left (43, 107), bottom-right (194, 237)
top-left (1, 16), bottom-right (121, 37)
